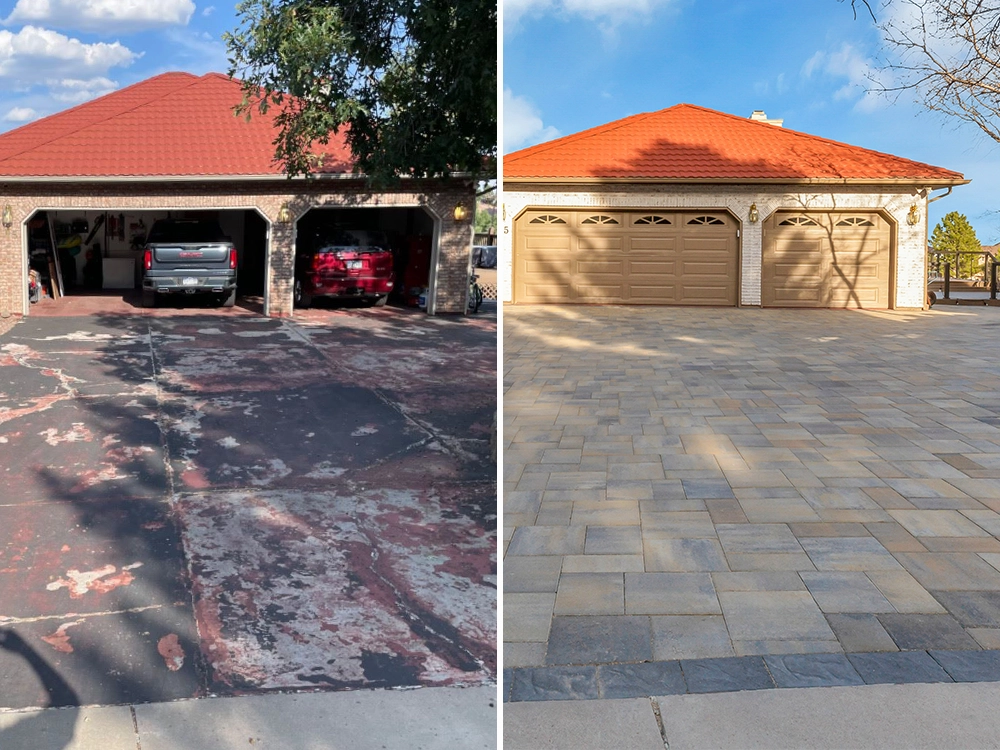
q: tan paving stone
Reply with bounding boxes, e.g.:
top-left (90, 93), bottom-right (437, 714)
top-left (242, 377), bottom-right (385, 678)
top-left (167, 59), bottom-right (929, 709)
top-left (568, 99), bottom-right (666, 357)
top-left (866, 570), bottom-right (946, 614)
top-left (502, 641), bottom-right (548, 668)
top-left (893, 552), bottom-right (1000, 591)
top-left (643, 538), bottom-right (730, 572)
top-left (863, 486), bottom-right (916, 510)
top-left (719, 591), bottom-right (837, 642)
top-left (505, 593), bottom-right (556, 642)
top-left (570, 500), bottom-right (640, 526)
top-left (726, 552), bottom-right (817, 572)
top-left (918, 537), bottom-right (1000, 553)
top-left (800, 571), bottom-right (895, 614)
top-left (642, 511), bottom-right (717, 538)
top-left (651, 615), bottom-right (735, 660)
top-left (865, 522), bottom-right (927, 553)
top-left (788, 522), bottom-right (871, 537)
top-left (738, 497), bottom-right (822, 523)
top-left (962, 509), bottom-right (1000, 536)
top-left (625, 572), bottom-right (722, 615)
top-left (554, 573), bottom-right (624, 615)
top-left (711, 571), bottom-right (806, 592)
top-left (705, 498), bottom-right (749, 524)
top-left (968, 628), bottom-right (1000, 649)
top-left (799, 537), bottom-right (903, 571)
top-left (562, 554), bottom-right (645, 573)
top-left (888, 509), bottom-right (993, 538)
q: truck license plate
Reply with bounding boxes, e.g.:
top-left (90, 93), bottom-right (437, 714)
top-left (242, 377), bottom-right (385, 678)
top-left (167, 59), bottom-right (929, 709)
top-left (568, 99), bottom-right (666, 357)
top-left (346, 260), bottom-right (362, 270)
top-left (182, 277), bottom-right (199, 286)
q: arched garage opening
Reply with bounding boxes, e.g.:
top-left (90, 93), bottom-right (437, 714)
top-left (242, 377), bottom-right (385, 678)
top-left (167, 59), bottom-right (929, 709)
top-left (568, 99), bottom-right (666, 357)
top-left (25, 208), bottom-right (269, 315)
top-left (293, 206), bottom-right (436, 310)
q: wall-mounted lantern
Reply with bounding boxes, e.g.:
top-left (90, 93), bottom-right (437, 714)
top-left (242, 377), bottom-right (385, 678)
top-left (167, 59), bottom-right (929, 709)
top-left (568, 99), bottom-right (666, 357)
top-left (277, 203), bottom-right (293, 224)
top-left (454, 203), bottom-right (469, 222)
top-left (748, 203), bottom-right (759, 223)
top-left (1, 205), bottom-right (12, 230)
top-left (907, 204), bottom-right (919, 226)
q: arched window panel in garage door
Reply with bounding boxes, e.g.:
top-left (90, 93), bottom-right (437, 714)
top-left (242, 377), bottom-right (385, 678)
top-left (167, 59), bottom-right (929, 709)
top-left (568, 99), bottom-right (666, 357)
top-left (762, 211), bottom-right (891, 309)
top-left (513, 208), bottom-right (738, 305)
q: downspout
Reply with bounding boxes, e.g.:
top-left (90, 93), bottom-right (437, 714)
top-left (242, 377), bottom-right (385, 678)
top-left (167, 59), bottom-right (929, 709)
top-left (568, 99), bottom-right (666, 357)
top-left (923, 187), bottom-right (954, 309)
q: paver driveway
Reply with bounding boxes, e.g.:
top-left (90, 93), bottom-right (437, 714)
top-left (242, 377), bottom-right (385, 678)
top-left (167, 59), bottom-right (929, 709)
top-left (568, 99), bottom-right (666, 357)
top-left (504, 305), bottom-right (1000, 698)
top-left (0, 307), bottom-right (496, 709)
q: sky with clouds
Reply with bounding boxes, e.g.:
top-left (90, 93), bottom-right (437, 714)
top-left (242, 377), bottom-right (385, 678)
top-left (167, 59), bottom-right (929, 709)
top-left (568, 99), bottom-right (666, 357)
top-left (0, 0), bottom-right (234, 127)
top-left (504, 0), bottom-right (1000, 241)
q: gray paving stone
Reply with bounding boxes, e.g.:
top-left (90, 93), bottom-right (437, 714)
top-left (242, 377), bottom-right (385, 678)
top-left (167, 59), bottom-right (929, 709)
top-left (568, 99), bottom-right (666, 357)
top-left (719, 591), bottom-right (836, 642)
top-left (554, 573), bottom-right (624, 615)
top-left (680, 656), bottom-right (775, 693)
top-left (893, 553), bottom-right (1000, 591)
top-left (625, 573), bottom-right (721, 615)
top-left (800, 571), bottom-right (896, 613)
top-left (502, 668), bottom-right (513, 702)
top-left (717, 524), bottom-right (803, 554)
top-left (585, 526), bottom-right (642, 555)
top-left (504, 593), bottom-right (556, 643)
top-left (507, 525), bottom-right (586, 556)
top-left (930, 591), bottom-right (1000, 627)
top-left (847, 651), bottom-right (954, 685)
top-left (545, 616), bottom-right (652, 666)
top-left (763, 653), bottom-right (864, 688)
top-left (826, 613), bottom-right (899, 653)
top-left (929, 649), bottom-right (1000, 682)
top-left (597, 661), bottom-right (687, 699)
top-left (504, 556), bottom-right (564, 593)
top-left (651, 615), bottom-right (734, 660)
top-left (799, 536), bottom-right (902, 571)
top-left (682, 479), bottom-right (736, 500)
top-left (509, 666), bottom-right (599, 701)
top-left (643, 538), bottom-right (730, 572)
top-left (877, 613), bottom-right (980, 651)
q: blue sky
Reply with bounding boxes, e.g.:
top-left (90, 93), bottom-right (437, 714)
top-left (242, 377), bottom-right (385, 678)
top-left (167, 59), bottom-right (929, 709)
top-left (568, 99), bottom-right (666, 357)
top-left (504, 0), bottom-right (1000, 243)
top-left (0, 1), bottom-right (236, 128)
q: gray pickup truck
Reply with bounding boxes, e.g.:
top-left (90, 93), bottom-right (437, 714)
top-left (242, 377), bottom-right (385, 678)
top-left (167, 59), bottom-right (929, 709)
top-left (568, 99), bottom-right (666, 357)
top-left (140, 218), bottom-right (237, 308)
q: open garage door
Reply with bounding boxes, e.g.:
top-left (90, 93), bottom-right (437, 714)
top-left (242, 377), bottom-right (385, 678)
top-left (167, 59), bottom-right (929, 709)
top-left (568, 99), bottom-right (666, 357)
top-left (294, 207), bottom-right (435, 311)
top-left (26, 209), bottom-right (268, 316)
top-left (762, 212), bottom-right (892, 308)
top-left (513, 209), bottom-right (738, 305)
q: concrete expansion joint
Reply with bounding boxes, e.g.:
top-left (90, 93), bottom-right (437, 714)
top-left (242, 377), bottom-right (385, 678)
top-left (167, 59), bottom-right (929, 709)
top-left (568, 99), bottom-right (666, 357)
top-left (649, 696), bottom-right (669, 749)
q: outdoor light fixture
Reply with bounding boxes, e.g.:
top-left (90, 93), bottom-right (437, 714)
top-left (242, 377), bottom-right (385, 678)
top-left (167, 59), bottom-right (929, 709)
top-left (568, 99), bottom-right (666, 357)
top-left (454, 203), bottom-right (468, 222)
top-left (1, 205), bottom-right (12, 230)
top-left (277, 202), bottom-right (293, 224)
top-left (907, 204), bottom-right (919, 226)
top-left (748, 203), bottom-right (759, 223)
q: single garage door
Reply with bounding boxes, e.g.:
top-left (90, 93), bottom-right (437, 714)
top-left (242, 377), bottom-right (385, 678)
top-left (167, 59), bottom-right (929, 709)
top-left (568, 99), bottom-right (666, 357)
top-left (513, 209), bottom-right (738, 305)
top-left (762, 212), bottom-right (892, 308)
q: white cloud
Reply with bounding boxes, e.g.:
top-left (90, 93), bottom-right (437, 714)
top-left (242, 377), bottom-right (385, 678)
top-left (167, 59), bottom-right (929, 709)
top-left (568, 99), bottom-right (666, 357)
top-left (504, 88), bottom-right (560, 153)
top-left (160, 28), bottom-right (227, 74)
top-left (202, 6), bottom-right (215, 16)
top-left (5, 0), bottom-right (195, 33)
top-left (505, 0), bottom-right (675, 33)
top-left (48, 76), bottom-right (118, 103)
top-left (801, 43), bottom-right (890, 113)
top-left (0, 26), bottom-right (136, 86)
top-left (4, 106), bottom-right (37, 121)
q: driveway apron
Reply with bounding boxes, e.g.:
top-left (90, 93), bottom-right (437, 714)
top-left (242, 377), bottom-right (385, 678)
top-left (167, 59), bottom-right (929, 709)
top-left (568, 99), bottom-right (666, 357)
top-left (0, 308), bottom-right (496, 708)
top-left (504, 306), bottom-right (1000, 699)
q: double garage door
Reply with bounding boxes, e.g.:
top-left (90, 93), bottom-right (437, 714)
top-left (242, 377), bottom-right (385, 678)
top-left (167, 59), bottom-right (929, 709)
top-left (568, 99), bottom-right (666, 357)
top-left (514, 210), bottom-right (738, 305)
top-left (513, 208), bottom-right (891, 308)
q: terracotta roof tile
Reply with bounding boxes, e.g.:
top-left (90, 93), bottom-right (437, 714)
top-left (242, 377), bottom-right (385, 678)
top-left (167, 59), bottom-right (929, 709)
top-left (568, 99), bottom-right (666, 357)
top-left (504, 104), bottom-right (964, 184)
top-left (0, 72), bottom-right (354, 178)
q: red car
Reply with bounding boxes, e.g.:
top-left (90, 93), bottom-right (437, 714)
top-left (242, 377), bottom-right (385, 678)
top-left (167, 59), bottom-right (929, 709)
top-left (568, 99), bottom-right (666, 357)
top-left (294, 228), bottom-right (394, 308)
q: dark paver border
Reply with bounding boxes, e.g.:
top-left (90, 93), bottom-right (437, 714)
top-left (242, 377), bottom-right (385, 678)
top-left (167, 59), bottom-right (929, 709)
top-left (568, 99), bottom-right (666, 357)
top-left (502, 649), bottom-right (1000, 702)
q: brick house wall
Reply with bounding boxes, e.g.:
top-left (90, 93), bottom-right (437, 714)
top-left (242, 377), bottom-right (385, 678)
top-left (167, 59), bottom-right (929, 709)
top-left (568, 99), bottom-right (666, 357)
top-left (0, 179), bottom-right (475, 317)
top-left (500, 184), bottom-right (930, 309)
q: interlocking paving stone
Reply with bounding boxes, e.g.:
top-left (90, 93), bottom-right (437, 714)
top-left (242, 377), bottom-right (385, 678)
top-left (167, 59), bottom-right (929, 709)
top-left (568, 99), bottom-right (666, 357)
top-left (929, 649), bottom-right (1000, 682)
top-left (865, 522), bottom-right (927, 552)
top-left (737, 497), bottom-right (822, 523)
top-left (763, 653), bottom-right (864, 688)
top-left (597, 661), bottom-right (687, 698)
top-left (681, 479), bottom-right (736, 499)
top-left (893, 553), bottom-right (1000, 591)
top-left (888, 510), bottom-right (992, 538)
top-left (928, 591), bottom-right (1000, 627)
top-left (504, 642), bottom-right (547, 668)
top-left (651, 616), bottom-right (735, 660)
top-left (680, 656), bottom-right (775, 693)
top-left (585, 526), bottom-right (643, 555)
top-left (504, 556), bottom-right (564, 593)
top-left (642, 511), bottom-right (717, 538)
top-left (717, 524), bottom-right (804, 554)
top-left (562, 554), bottom-right (645, 573)
top-left (554, 573), bottom-right (624, 615)
top-left (801, 572), bottom-right (895, 613)
top-left (545, 616), bottom-right (652, 666)
top-left (711, 571), bottom-right (806, 592)
top-left (643, 538), bottom-right (730, 572)
top-left (625, 573), bottom-right (722, 615)
top-left (799, 536), bottom-right (902, 571)
top-left (847, 651), bottom-right (954, 685)
top-left (507, 525), bottom-right (586, 556)
top-left (504, 593), bottom-right (556, 643)
top-left (867, 570), bottom-right (946, 614)
top-left (826, 613), bottom-right (899, 653)
top-left (719, 591), bottom-right (836, 642)
top-left (877, 613), bottom-right (980, 651)
top-left (968, 629), bottom-right (1000, 649)
top-left (733, 639), bottom-right (842, 656)
top-left (510, 666), bottom-right (599, 701)
top-left (502, 668), bottom-right (513, 702)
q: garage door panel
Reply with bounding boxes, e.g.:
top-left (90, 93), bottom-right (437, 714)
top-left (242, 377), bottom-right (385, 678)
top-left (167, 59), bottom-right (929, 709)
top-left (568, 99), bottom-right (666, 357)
top-left (521, 257), bottom-right (572, 276)
top-left (521, 283), bottom-right (572, 302)
top-left (515, 209), bottom-right (737, 306)
top-left (763, 212), bottom-right (890, 309)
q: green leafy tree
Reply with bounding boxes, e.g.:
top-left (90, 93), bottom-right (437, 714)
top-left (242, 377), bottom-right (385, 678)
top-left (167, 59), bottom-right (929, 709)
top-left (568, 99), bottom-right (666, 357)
top-left (226, 0), bottom-right (497, 184)
top-left (475, 184), bottom-right (496, 234)
top-left (930, 211), bottom-right (981, 278)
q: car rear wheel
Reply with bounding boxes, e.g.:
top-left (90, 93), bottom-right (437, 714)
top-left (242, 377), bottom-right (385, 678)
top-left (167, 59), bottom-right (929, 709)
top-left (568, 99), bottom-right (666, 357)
top-left (294, 280), bottom-right (312, 309)
top-left (141, 289), bottom-right (157, 308)
top-left (372, 295), bottom-right (388, 307)
top-left (221, 289), bottom-right (236, 308)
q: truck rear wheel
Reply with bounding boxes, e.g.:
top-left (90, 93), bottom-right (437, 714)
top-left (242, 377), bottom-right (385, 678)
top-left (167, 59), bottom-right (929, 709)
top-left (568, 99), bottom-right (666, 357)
top-left (142, 289), bottom-right (157, 308)
top-left (221, 289), bottom-right (237, 308)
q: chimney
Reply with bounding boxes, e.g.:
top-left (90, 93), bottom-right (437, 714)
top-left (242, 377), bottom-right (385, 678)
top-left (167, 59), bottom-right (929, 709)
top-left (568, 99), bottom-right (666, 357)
top-left (749, 110), bottom-right (783, 127)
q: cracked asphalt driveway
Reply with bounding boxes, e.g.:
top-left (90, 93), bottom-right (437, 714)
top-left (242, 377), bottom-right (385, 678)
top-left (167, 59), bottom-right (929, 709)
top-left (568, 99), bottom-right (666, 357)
top-left (0, 307), bottom-right (496, 708)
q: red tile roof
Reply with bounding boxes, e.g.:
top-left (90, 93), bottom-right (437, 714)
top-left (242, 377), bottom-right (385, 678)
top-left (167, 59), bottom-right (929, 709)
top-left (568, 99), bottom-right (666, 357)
top-left (0, 72), bottom-right (354, 178)
top-left (504, 104), bottom-right (965, 185)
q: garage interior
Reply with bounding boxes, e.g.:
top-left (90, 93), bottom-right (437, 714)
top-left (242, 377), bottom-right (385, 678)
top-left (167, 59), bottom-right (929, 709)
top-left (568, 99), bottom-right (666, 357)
top-left (27, 208), bottom-right (268, 313)
top-left (295, 207), bottom-right (435, 309)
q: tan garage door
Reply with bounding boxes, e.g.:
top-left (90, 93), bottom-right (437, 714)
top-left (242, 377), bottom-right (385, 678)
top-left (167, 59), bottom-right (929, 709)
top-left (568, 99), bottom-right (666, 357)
top-left (513, 210), bottom-right (738, 305)
top-left (762, 212), bottom-right (892, 308)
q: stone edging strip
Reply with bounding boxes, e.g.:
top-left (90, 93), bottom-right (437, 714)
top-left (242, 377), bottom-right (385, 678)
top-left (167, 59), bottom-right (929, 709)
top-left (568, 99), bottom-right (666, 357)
top-left (502, 649), bottom-right (1000, 703)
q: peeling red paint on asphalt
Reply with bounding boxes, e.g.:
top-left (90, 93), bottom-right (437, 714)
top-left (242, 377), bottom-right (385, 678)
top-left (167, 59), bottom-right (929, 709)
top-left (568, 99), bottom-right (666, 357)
top-left (46, 563), bottom-right (142, 598)
top-left (158, 633), bottom-right (186, 671)
top-left (40, 619), bottom-right (85, 653)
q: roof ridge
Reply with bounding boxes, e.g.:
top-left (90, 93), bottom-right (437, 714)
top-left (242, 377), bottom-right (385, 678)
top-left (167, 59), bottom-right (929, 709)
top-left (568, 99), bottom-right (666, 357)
top-left (505, 108), bottom-right (667, 162)
top-left (0, 72), bottom-right (200, 165)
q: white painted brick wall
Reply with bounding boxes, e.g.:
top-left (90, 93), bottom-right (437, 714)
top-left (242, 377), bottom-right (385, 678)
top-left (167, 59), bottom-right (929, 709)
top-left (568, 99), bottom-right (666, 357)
top-left (500, 185), bottom-right (928, 309)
